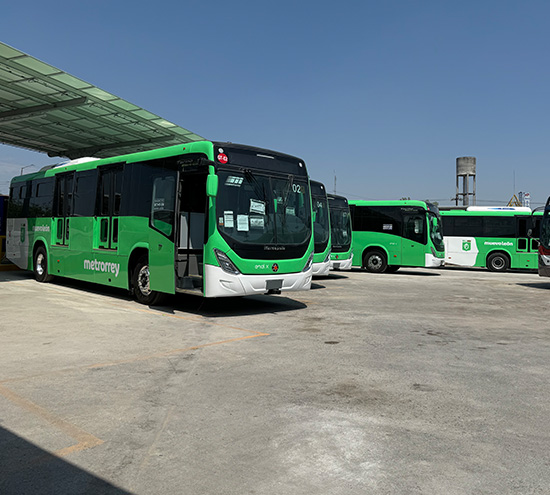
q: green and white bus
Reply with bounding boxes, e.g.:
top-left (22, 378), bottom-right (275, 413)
top-left (6, 141), bottom-right (314, 303)
top-left (349, 200), bottom-right (445, 273)
top-left (310, 180), bottom-right (331, 276)
top-left (327, 194), bottom-right (353, 270)
top-left (440, 207), bottom-right (541, 272)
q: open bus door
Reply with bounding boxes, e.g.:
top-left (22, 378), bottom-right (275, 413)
top-left (174, 159), bottom-right (209, 294)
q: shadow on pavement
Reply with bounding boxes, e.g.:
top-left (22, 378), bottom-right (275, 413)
top-left (0, 426), bottom-right (129, 495)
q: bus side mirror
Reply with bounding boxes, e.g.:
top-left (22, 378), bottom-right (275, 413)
top-left (206, 175), bottom-right (218, 197)
top-left (527, 228), bottom-right (533, 238)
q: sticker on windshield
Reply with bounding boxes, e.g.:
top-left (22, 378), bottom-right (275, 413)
top-left (225, 176), bottom-right (243, 187)
top-left (224, 211), bottom-right (234, 228)
top-left (237, 215), bottom-right (249, 232)
top-left (383, 224), bottom-right (393, 231)
top-left (286, 206), bottom-right (296, 216)
top-left (250, 199), bottom-right (266, 215)
top-left (250, 216), bottom-right (264, 229)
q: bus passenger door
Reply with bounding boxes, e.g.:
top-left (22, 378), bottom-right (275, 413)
top-left (517, 216), bottom-right (538, 268)
top-left (175, 172), bottom-right (207, 292)
top-left (53, 172), bottom-right (74, 248)
top-left (401, 213), bottom-right (426, 266)
top-left (95, 166), bottom-right (123, 251)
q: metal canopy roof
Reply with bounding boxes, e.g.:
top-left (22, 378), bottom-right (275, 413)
top-left (0, 42), bottom-right (204, 159)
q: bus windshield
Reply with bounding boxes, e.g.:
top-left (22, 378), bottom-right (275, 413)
top-left (313, 195), bottom-right (330, 250)
top-left (540, 206), bottom-right (550, 248)
top-left (330, 207), bottom-right (352, 249)
top-left (428, 212), bottom-right (445, 252)
top-left (216, 169), bottom-right (311, 257)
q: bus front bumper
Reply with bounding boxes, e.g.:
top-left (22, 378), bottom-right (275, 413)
top-left (539, 255), bottom-right (550, 277)
top-left (203, 264), bottom-right (312, 298)
top-left (425, 253), bottom-right (445, 268)
top-left (312, 260), bottom-right (330, 277)
top-left (330, 257), bottom-right (353, 271)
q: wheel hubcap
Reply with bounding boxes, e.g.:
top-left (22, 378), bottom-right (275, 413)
top-left (137, 266), bottom-right (152, 295)
top-left (368, 256), bottom-right (382, 270)
top-left (36, 253), bottom-right (45, 276)
top-left (492, 257), bottom-right (504, 269)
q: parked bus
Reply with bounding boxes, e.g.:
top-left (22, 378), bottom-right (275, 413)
top-left (310, 180), bottom-right (331, 276)
top-left (440, 207), bottom-right (541, 271)
top-left (349, 200), bottom-right (445, 273)
top-left (327, 194), bottom-right (353, 270)
top-left (6, 141), bottom-right (314, 303)
top-left (0, 194), bottom-right (7, 262)
top-left (535, 199), bottom-right (550, 277)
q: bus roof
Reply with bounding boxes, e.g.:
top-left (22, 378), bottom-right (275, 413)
top-left (440, 209), bottom-right (541, 217)
top-left (348, 199), bottom-right (430, 209)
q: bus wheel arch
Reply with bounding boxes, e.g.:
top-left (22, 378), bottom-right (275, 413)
top-left (129, 250), bottom-right (166, 305)
top-left (33, 242), bottom-right (54, 283)
top-left (486, 251), bottom-right (510, 272)
top-left (362, 248), bottom-right (388, 273)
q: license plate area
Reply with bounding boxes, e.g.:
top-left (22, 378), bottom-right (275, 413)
top-left (266, 279), bottom-right (283, 291)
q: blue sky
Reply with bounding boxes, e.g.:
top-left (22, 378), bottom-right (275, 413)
top-left (1, 1), bottom-right (549, 206)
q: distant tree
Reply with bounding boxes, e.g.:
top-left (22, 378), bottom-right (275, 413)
top-left (400, 196), bottom-right (411, 200)
top-left (425, 199), bottom-right (439, 206)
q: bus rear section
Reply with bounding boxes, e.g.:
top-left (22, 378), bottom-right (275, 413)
top-left (327, 194), bottom-right (353, 270)
top-left (310, 181), bottom-right (331, 277)
top-left (440, 207), bottom-right (540, 272)
top-left (349, 200), bottom-right (445, 273)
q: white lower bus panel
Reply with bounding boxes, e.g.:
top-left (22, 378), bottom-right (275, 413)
top-left (203, 264), bottom-right (312, 298)
top-left (425, 253), bottom-right (444, 268)
top-left (311, 260), bottom-right (330, 277)
top-left (330, 257), bottom-right (353, 270)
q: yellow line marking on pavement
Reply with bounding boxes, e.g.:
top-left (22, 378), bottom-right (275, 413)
top-left (0, 384), bottom-right (104, 458)
top-left (86, 332), bottom-right (268, 369)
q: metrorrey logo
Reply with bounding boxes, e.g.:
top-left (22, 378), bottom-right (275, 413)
top-left (84, 259), bottom-right (120, 277)
top-left (462, 240), bottom-right (471, 251)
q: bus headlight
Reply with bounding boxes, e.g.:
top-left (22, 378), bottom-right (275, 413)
top-left (214, 249), bottom-right (241, 275)
top-left (303, 252), bottom-right (314, 272)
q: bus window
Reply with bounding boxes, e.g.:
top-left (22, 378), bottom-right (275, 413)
top-left (151, 176), bottom-right (176, 237)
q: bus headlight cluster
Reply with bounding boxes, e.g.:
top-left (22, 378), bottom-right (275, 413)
top-left (214, 249), bottom-right (241, 275)
top-left (303, 252), bottom-right (314, 272)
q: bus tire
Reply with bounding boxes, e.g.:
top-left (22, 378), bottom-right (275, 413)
top-left (363, 250), bottom-right (388, 273)
top-left (486, 252), bottom-right (510, 272)
top-left (33, 246), bottom-right (54, 283)
top-left (386, 265), bottom-right (400, 273)
top-left (132, 256), bottom-right (165, 305)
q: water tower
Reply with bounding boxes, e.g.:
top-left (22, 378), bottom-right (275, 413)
top-left (456, 156), bottom-right (476, 206)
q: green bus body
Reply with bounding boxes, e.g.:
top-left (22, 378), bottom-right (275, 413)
top-left (440, 208), bottom-right (541, 272)
top-left (7, 141), bottom-right (314, 301)
top-left (310, 181), bottom-right (331, 276)
top-left (327, 194), bottom-right (353, 270)
top-left (349, 200), bottom-right (445, 273)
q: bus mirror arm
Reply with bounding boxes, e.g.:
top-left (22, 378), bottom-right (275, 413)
top-left (206, 175), bottom-right (218, 197)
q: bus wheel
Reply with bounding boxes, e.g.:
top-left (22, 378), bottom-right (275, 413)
top-left (363, 250), bottom-right (387, 273)
top-left (386, 265), bottom-right (400, 273)
top-left (132, 257), bottom-right (165, 305)
top-left (33, 246), bottom-right (54, 283)
top-left (487, 252), bottom-right (509, 272)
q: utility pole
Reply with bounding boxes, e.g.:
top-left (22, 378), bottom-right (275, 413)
top-left (20, 164), bottom-right (35, 175)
